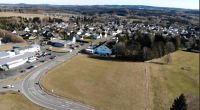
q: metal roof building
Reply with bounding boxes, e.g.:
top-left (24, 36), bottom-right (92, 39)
top-left (0, 44), bottom-right (40, 70)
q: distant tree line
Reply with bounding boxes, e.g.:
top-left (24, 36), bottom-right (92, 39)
top-left (115, 30), bottom-right (180, 61)
top-left (0, 16), bottom-right (64, 32)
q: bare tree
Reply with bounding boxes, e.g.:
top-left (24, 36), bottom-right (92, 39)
top-left (165, 42), bottom-right (175, 64)
top-left (143, 46), bottom-right (152, 60)
top-left (116, 42), bottom-right (126, 57)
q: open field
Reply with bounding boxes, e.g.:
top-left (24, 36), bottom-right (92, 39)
top-left (0, 91), bottom-right (46, 110)
top-left (41, 50), bottom-right (199, 110)
top-left (42, 54), bottom-right (148, 110)
top-left (0, 12), bottom-right (46, 18)
top-left (149, 50), bottom-right (199, 110)
top-left (0, 43), bottom-right (28, 51)
top-left (0, 12), bottom-right (76, 20)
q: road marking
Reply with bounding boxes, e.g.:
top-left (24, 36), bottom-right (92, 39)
top-left (29, 71), bottom-right (41, 80)
top-left (21, 42), bottom-right (107, 110)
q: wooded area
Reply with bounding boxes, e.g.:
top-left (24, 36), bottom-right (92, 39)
top-left (115, 30), bottom-right (180, 61)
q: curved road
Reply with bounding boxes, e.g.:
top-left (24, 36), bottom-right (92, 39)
top-left (0, 38), bottom-right (110, 110)
top-left (21, 44), bottom-right (94, 110)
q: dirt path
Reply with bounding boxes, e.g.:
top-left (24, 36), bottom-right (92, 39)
top-left (144, 61), bottom-right (151, 110)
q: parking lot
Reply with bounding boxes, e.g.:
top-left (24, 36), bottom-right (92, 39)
top-left (0, 47), bottom-right (67, 80)
top-left (0, 41), bottom-right (85, 80)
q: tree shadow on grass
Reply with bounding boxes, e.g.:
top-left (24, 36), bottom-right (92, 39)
top-left (148, 61), bottom-right (166, 65)
top-left (87, 55), bottom-right (144, 63)
top-left (181, 49), bottom-right (200, 53)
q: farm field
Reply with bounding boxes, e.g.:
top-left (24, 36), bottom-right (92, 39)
top-left (0, 12), bottom-right (76, 20)
top-left (0, 12), bottom-right (46, 18)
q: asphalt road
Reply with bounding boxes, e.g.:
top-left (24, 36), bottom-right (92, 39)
top-left (0, 46), bottom-right (65, 80)
top-left (21, 43), bottom-right (95, 110)
top-left (0, 37), bottom-right (111, 110)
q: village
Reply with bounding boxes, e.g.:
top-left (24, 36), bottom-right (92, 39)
top-left (1, 13), bottom-right (199, 56)
top-left (0, 4), bottom-right (199, 110)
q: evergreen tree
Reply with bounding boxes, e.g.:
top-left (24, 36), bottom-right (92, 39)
top-left (170, 94), bottom-right (187, 110)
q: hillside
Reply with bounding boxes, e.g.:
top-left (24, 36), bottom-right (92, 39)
top-left (0, 29), bottom-right (25, 43)
top-left (0, 91), bottom-right (46, 110)
top-left (149, 51), bottom-right (199, 110)
top-left (41, 51), bottom-right (199, 110)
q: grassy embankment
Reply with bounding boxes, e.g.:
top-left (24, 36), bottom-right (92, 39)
top-left (0, 91), bottom-right (46, 110)
top-left (41, 50), bottom-right (199, 110)
top-left (0, 43), bottom-right (27, 51)
top-left (149, 50), bottom-right (199, 110)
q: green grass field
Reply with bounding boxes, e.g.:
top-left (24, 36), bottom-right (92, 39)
top-left (0, 91), bottom-right (46, 110)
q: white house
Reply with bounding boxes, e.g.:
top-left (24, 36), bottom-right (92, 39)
top-left (33, 30), bottom-right (38, 33)
top-left (91, 34), bottom-right (101, 39)
top-left (89, 27), bottom-right (94, 31)
top-left (112, 30), bottom-right (122, 36)
top-left (104, 33), bottom-right (108, 38)
top-left (85, 33), bottom-right (91, 37)
top-left (12, 30), bottom-right (17, 34)
top-left (77, 30), bottom-right (83, 35)
top-left (94, 45), bottom-right (112, 56)
top-left (24, 27), bottom-right (30, 32)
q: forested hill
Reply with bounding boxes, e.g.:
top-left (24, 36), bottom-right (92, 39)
top-left (0, 4), bottom-right (198, 16)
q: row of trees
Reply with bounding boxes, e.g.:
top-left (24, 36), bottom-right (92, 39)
top-left (115, 30), bottom-right (180, 61)
top-left (0, 16), bottom-right (64, 32)
top-left (0, 17), bottom-right (25, 31)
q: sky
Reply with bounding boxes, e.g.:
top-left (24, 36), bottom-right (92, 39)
top-left (0, 0), bottom-right (199, 9)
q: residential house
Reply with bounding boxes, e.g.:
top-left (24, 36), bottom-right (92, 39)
top-left (94, 45), bottom-right (112, 56)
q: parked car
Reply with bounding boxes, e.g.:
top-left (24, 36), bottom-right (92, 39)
top-left (70, 46), bottom-right (76, 50)
top-left (47, 53), bottom-right (52, 55)
top-left (20, 70), bottom-right (26, 73)
top-left (27, 66), bottom-right (34, 69)
top-left (80, 43), bottom-right (84, 46)
top-left (2, 86), bottom-right (8, 88)
top-left (40, 60), bottom-right (46, 63)
top-left (3, 85), bottom-right (14, 88)
top-left (75, 45), bottom-right (80, 48)
top-left (50, 56), bottom-right (56, 59)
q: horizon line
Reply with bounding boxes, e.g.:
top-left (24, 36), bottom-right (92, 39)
top-left (0, 3), bottom-right (198, 10)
